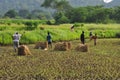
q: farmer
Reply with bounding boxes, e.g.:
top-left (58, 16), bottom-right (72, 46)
top-left (92, 33), bottom-right (97, 46)
top-left (80, 31), bottom-right (85, 44)
top-left (47, 32), bottom-right (52, 48)
top-left (12, 32), bottom-right (21, 52)
top-left (70, 25), bottom-right (74, 31)
top-left (89, 31), bottom-right (93, 40)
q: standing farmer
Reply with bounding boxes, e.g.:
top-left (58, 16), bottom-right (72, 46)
top-left (80, 31), bottom-right (85, 44)
top-left (70, 25), bottom-right (75, 31)
top-left (47, 32), bottom-right (52, 48)
top-left (92, 33), bottom-right (97, 46)
top-left (12, 32), bottom-right (21, 52)
top-left (89, 31), bottom-right (93, 40)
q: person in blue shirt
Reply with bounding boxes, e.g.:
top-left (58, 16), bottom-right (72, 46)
top-left (47, 32), bottom-right (52, 48)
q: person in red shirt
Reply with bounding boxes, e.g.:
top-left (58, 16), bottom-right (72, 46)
top-left (92, 33), bottom-right (97, 46)
top-left (89, 31), bottom-right (93, 40)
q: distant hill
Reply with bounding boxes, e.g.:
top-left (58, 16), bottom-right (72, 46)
top-left (0, 0), bottom-right (120, 16)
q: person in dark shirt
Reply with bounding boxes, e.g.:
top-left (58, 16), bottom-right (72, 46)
top-left (47, 32), bottom-right (52, 48)
top-left (80, 31), bottom-right (85, 44)
top-left (89, 31), bottom-right (93, 40)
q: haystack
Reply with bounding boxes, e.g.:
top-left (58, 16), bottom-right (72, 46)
top-left (75, 44), bottom-right (88, 52)
top-left (54, 42), bottom-right (72, 51)
top-left (18, 45), bottom-right (31, 55)
top-left (34, 41), bottom-right (48, 50)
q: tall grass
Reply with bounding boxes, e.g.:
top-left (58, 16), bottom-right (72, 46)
top-left (0, 20), bottom-right (120, 45)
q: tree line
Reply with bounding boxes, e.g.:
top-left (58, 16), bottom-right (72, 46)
top-left (1, 0), bottom-right (120, 24)
top-left (2, 9), bottom-right (53, 20)
top-left (63, 6), bottom-right (120, 24)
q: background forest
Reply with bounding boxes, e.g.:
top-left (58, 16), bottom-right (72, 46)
top-left (0, 0), bottom-right (120, 24)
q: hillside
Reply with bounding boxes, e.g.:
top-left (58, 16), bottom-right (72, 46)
top-left (0, 0), bottom-right (120, 16)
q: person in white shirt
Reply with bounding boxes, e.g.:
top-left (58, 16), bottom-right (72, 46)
top-left (12, 32), bottom-right (21, 52)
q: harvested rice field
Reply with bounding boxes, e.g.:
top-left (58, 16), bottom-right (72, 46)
top-left (0, 39), bottom-right (120, 80)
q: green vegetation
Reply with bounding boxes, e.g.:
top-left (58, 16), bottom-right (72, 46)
top-left (1, 0), bottom-right (120, 24)
top-left (0, 1), bottom-right (120, 79)
top-left (3, 5), bottom-right (120, 24)
top-left (0, 19), bottom-right (120, 45)
top-left (0, 39), bottom-right (120, 79)
top-left (0, 0), bottom-right (120, 16)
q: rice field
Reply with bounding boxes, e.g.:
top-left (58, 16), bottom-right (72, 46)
top-left (0, 38), bottom-right (120, 80)
top-left (0, 19), bottom-right (120, 45)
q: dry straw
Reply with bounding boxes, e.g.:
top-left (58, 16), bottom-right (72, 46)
top-left (18, 45), bottom-right (31, 55)
top-left (54, 42), bottom-right (72, 51)
top-left (34, 41), bottom-right (48, 50)
top-left (75, 44), bottom-right (88, 52)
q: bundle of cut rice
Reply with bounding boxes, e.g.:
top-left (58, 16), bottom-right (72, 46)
top-left (75, 44), bottom-right (88, 52)
top-left (54, 42), bottom-right (72, 51)
top-left (18, 45), bottom-right (31, 55)
top-left (34, 42), bottom-right (48, 50)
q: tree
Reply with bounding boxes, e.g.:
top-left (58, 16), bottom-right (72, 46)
top-left (4, 9), bottom-right (18, 18)
top-left (18, 9), bottom-right (30, 18)
top-left (114, 6), bottom-right (120, 23)
top-left (92, 8), bottom-right (111, 23)
top-left (54, 12), bottom-right (69, 24)
top-left (41, 0), bottom-right (72, 12)
top-left (29, 10), bottom-right (44, 19)
top-left (41, 0), bottom-right (55, 8)
top-left (86, 6), bottom-right (112, 23)
top-left (65, 7), bottom-right (88, 23)
top-left (42, 0), bottom-right (72, 24)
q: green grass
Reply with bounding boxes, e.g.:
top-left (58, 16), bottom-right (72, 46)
top-left (0, 19), bottom-right (120, 45)
top-left (0, 39), bottom-right (120, 80)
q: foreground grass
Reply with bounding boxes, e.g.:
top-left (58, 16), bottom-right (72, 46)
top-left (0, 39), bottom-right (120, 80)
